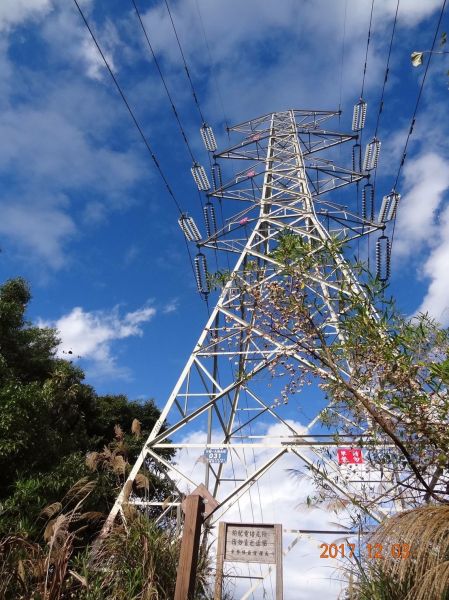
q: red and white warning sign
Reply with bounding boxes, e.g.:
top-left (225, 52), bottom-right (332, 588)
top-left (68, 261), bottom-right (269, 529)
top-left (337, 448), bottom-right (364, 465)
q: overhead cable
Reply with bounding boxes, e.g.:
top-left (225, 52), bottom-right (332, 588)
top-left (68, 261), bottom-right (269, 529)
top-left (131, 0), bottom-right (197, 164)
top-left (71, 0), bottom-right (198, 281)
top-left (131, 0), bottom-right (211, 226)
top-left (390, 0), bottom-right (447, 252)
top-left (338, 0), bottom-right (348, 113)
top-left (392, 0), bottom-right (447, 191)
top-left (360, 0), bottom-right (375, 100)
top-left (72, 0), bottom-right (183, 214)
top-left (373, 0), bottom-right (400, 138)
top-left (164, 0), bottom-right (206, 124)
top-left (194, 0), bottom-right (230, 132)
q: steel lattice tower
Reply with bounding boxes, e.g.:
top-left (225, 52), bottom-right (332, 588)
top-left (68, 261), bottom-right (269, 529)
top-left (105, 109), bottom-right (398, 593)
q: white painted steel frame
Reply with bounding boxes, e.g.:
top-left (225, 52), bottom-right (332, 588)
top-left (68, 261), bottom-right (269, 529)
top-left (104, 110), bottom-right (399, 597)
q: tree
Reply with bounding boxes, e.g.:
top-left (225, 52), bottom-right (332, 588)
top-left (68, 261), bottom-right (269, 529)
top-left (0, 277), bottom-right (172, 538)
top-left (0, 278), bottom-right (59, 384)
top-left (0, 276), bottom-right (210, 598)
top-left (211, 234), bottom-right (449, 512)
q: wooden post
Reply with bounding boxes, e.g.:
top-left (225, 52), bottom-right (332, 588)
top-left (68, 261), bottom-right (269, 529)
top-left (214, 522), bottom-right (226, 600)
top-left (174, 494), bottom-right (204, 600)
top-left (274, 524), bottom-right (283, 599)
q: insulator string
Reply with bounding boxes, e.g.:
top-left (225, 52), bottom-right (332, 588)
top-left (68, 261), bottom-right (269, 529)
top-left (376, 235), bottom-right (391, 282)
top-left (370, 0), bottom-right (400, 243)
top-left (132, 0), bottom-right (213, 230)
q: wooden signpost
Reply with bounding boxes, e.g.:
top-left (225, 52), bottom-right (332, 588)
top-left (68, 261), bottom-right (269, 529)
top-left (174, 486), bottom-right (219, 600)
top-left (174, 495), bottom-right (204, 600)
top-left (214, 522), bottom-right (283, 599)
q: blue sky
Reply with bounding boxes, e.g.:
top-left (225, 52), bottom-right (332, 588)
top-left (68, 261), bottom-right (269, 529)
top-left (1, 0), bottom-right (448, 405)
top-left (2, 1), bottom-right (449, 597)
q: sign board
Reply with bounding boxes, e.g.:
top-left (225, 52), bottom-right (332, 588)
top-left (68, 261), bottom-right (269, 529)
top-left (337, 448), bottom-right (364, 465)
top-left (204, 448), bottom-right (228, 464)
top-left (225, 524), bottom-right (276, 563)
top-left (215, 523), bottom-right (283, 599)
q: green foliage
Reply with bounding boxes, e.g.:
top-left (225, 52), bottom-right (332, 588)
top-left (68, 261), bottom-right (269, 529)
top-left (0, 277), bottom-right (168, 539)
top-left (207, 269), bottom-right (232, 291)
top-left (91, 394), bottom-right (162, 452)
top-left (0, 277), bottom-right (59, 384)
top-left (1, 509), bottom-right (212, 600)
top-left (429, 354), bottom-right (449, 388)
top-left (270, 230), bottom-right (346, 274)
top-left (0, 277), bottom-right (193, 599)
top-left (0, 453), bottom-right (88, 538)
top-left (240, 233), bottom-right (449, 507)
top-left (345, 559), bottom-right (409, 600)
top-left (83, 516), bottom-right (187, 599)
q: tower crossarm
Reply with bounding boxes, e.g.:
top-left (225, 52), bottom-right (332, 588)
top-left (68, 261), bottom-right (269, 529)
top-left (103, 110), bottom-right (404, 555)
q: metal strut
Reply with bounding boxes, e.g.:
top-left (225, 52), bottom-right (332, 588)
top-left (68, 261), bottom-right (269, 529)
top-left (103, 110), bottom-right (404, 597)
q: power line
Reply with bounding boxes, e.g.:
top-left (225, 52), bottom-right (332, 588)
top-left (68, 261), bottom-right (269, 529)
top-left (72, 0), bottom-right (183, 214)
top-left (131, 0), bottom-right (209, 228)
top-left (390, 0), bottom-right (447, 252)
top-left (133, 0), bottom-right (231, 295)
top-left (160, 0), bottom-right (232, 278)
top-left (370, 0), bottom-right (401, 229)
top-left (356, 1), bottom-right (375, 272)
top-left (193, 0), bottom-right (230, 132)
top-left (373, 0), bottom-right (400, 138)
top-left (164, 0), bottom-right (206, 124)
top-left (131, 0), bottom-right (197, 164)
top-left (71, 0), bottom-right (198, 281)
top-left (392, 0), bottom-right (447, 191)
top-left (360, 0), bottom-right (375, 100)
top-left (338, 0), bottom-right (348, 113)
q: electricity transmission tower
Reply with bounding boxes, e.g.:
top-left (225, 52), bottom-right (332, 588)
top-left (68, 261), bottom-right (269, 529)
top-left (105, 109), bottom-right (399, 592)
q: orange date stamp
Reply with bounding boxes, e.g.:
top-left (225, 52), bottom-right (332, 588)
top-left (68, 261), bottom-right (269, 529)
top-left (319, 542), bottom-right (412, 560)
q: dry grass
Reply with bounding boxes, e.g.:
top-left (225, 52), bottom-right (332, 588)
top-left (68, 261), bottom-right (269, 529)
top-left (345, 505), bottom-right (449, 600)
top-left (0, 475), bottom-right (101, 600)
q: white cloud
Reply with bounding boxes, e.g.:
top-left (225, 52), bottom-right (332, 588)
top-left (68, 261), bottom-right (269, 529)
top-left (380, 0), bottom-right (443, 26)
top-left (0, 0), bottom-right (52, 32)
top-left (137, 0), bottom-right (443, 128)
top-left (80, 36), bottom-right (113, 81)
top-left (166, 421), bottom-right (364, 599)
top-left (163, 298), bottom-right (179, 314)
top-left (393, 153), bottom-right (449, 260)
top-left (0, 77), bottom-right (142, 268)
top-left (0, 2), bottom-right (148, 270)
top-left (0, 195), bottom-right (76, 269)
top-left (0, 0), bottom-right (444, 273)
top-left (416, 203), bottom-right (449, 325)
top-left (386, 151), bottom-right (449, 325)
top-left (41, 303), bottom-right (156, 378)
top-left (42, 9), bottom-right (118, 81)
top-left (0, 103), bottom-right (142, 267)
